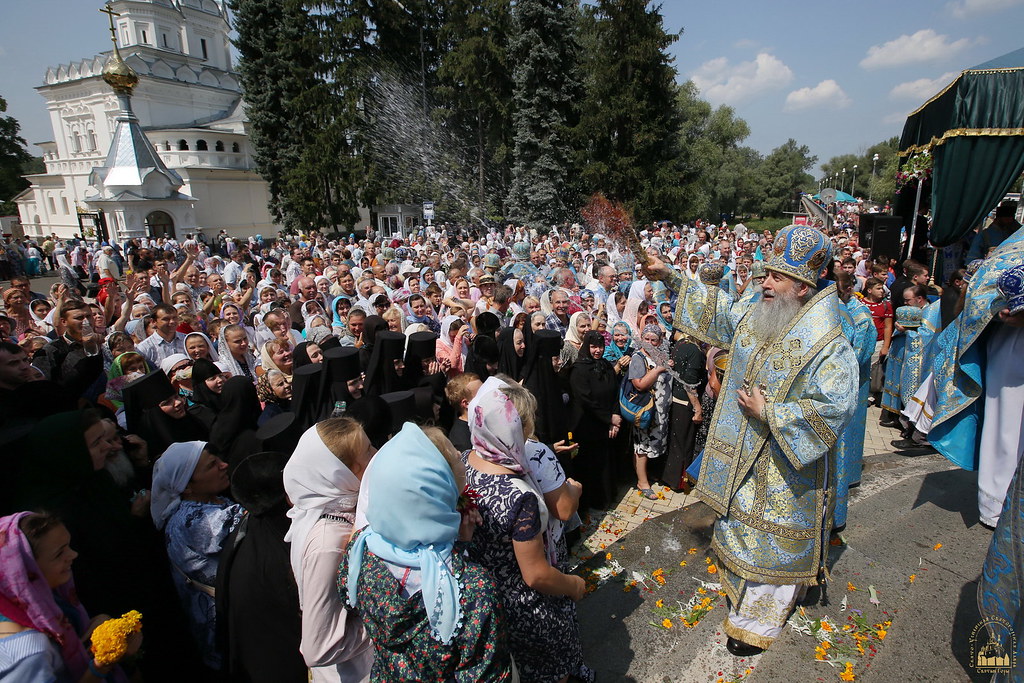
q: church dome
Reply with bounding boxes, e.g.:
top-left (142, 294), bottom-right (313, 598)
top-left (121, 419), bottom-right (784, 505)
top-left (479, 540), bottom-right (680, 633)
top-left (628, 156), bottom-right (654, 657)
top-left (102, 51), bottom-right (139, 93)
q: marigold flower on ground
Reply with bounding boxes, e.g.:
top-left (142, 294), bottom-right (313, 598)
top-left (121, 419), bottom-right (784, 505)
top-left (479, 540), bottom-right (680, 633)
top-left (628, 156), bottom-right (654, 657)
top-left (877, 629), bottom-right (887, 640)
top-left (908, 574), bottom-right (916, 583)
top-left (656, 599), bottom-right (664, 608)
top-left (847, 582), bottom-right (857, 592)
top-left (821, 620), bottom-right (833, 632)
top-left (606, 552), bottom-right (612, 560)
top-left (840, 662), bottom-right (856, 681)
top-left (90, 610), bottom-right (142, 667)
top-left (707, 564), bottom-right (718, 574)
top-left (688, 548), bottom-right (698, 554)
top-left (662, 618), bottom-right (673, 629)
top-left (680, 560), bottom-right (687, 567)
top-left (933, 542), bottom-right (943, 550)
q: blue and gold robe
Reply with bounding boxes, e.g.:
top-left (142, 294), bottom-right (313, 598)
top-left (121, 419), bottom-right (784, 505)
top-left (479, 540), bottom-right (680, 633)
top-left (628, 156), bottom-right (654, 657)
top-left (663, 269), bottom-right (858, 597)
top-left (835, 297), bottom-right (875, 528)
top-left (930, 225), bottom-right (1024, 470)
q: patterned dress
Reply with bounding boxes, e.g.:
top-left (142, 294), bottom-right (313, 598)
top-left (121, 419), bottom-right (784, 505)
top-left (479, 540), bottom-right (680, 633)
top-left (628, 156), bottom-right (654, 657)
top-left (464, 465), bottom-right (593, 683)
top-left (337, 531), bottom-right (513, 682)
top-left (165, 498), bottom-right (244, 670)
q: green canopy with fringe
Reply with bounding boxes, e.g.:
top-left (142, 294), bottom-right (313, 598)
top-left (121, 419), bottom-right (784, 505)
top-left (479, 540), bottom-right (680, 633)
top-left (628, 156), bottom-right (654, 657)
top-left (898, 46), bottom-right (1024, 246)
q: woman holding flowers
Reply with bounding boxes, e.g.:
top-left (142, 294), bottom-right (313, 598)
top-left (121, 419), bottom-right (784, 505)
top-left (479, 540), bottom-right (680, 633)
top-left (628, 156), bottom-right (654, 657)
top-left (0, 511), bottom-right (141, 682)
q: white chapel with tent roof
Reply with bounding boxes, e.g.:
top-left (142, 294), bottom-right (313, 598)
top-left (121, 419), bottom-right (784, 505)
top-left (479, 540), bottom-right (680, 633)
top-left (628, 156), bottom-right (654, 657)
top-left (14, 0), bottom-right (276, 242)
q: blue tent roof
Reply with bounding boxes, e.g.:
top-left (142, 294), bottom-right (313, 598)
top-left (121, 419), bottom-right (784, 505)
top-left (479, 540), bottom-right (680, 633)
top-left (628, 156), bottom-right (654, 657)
top-left (971, 46), bottom-right (1024, 70)
top-left (812, 190), bottom-right (858, 203)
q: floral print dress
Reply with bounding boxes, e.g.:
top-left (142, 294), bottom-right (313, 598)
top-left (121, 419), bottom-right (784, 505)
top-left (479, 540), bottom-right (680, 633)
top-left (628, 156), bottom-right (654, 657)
top-left (337, 530), bottom-right (514, 682)
top-left (464, 464), bottom-right (594, 683)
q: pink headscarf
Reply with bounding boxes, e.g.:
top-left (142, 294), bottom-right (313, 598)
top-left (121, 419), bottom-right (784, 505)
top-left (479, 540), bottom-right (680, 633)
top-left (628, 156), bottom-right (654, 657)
top-left (468, 377), bottom-right (555, 562)
top-left (0, 512), bottom-right (91, 680)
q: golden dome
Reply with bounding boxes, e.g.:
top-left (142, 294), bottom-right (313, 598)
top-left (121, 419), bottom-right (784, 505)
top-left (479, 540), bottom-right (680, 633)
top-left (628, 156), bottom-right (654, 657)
top-left (102, 50), bottom-right (138, 93)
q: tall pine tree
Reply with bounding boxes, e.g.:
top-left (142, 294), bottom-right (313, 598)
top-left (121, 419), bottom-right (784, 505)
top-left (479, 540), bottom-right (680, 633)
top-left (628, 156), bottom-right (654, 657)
top-left (506, 0), bottom-right (582, 226)
top-left (229, 0), bottom-right (313, 228)
top-left (435, 0), bottom-right (514, 216)
top-left (575, 0), bottom-right (684, 223)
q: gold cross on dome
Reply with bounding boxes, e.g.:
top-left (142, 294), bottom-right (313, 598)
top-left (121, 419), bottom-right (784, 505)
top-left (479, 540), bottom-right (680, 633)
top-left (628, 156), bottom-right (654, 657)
top-left (99, 4), bottom-right (120, 48)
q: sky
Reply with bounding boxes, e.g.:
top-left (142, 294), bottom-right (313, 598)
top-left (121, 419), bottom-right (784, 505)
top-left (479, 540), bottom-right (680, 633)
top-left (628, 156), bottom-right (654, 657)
top-left (2, 0), bottom-right (1024, 179)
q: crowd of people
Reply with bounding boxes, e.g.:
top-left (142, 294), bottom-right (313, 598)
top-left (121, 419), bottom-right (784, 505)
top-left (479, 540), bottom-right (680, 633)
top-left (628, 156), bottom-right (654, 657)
top-left (0, 203), bottom-right (1021, 680)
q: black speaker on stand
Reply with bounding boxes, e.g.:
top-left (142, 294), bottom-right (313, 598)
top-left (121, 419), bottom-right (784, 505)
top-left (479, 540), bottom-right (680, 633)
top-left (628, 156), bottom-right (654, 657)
top-left (859, 214), bottom-right (903, 262)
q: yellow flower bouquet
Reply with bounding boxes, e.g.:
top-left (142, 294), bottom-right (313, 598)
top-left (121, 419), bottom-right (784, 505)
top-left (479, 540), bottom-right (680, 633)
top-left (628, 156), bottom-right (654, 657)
top-left (90, 610), bottom-right (143, 667)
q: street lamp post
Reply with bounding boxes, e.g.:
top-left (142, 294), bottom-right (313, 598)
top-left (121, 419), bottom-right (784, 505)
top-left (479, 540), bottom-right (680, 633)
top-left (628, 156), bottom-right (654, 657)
top-left (852, 165), bottom-right (858, 198)
top-left (841, 168), bottom-right (847, 194)
top-left (870, 153), bottom-right (880, 202)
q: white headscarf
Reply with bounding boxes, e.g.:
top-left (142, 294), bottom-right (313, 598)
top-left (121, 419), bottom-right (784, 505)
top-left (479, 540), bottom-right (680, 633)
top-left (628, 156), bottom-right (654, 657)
top-left (150, 441), bottom-right (205, 530)
top-left (283, 424), bottom-right (361, 603)
top-left (564, 311), bottom-right (590, 349)
top-left (622, 280), bottom-right (650, 337)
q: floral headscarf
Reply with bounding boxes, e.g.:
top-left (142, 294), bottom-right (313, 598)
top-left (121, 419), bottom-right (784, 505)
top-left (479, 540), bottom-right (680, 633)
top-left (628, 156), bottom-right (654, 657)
top-left (0, 512), bottom-right (92, 681)
top-left (468, 376), bottom-right (554, 562)
top-left (105, 351), bottom-right (149, 408)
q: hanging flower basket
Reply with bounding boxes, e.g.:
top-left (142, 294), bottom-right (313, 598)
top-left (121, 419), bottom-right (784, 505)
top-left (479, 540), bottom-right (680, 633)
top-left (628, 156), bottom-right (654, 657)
top-left (895, 151), bottom-right (932, 194)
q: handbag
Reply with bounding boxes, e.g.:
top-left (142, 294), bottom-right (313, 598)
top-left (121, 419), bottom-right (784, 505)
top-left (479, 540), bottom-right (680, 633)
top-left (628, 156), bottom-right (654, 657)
top-left (619, 375), bottom-right (654, 429)
top-left (870, 356), bottom-right (886, 393)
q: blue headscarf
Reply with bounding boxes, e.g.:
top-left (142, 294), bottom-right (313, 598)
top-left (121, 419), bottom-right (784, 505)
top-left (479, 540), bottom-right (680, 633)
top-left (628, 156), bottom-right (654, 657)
top-left (346, 423), bottom-right (463, 644)
top-left (603, 321), bottom-right (634, 362)
top-left (331, 294), bottom-right (352, 330)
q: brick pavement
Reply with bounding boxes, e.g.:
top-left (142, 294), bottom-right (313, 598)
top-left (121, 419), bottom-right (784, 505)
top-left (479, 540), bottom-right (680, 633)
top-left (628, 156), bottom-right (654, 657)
top-left (574, 402), bottom-right (904, 558)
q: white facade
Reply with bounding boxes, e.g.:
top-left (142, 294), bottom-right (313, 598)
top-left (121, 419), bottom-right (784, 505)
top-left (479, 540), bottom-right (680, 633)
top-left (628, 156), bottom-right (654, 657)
top-left (16, 0), bottom-right (276, 241)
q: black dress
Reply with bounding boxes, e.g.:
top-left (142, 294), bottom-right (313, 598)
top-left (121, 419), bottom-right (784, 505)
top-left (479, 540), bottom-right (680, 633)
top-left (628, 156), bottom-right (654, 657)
top-left (568, 353), bottom-right (619, 511)
top-left (662, 340), bottom-right (706, 491)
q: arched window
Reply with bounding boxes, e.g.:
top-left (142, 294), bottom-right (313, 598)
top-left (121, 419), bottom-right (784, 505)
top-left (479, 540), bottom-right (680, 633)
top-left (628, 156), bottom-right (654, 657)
top-left (231, 142), bottom-right (240, 153)
top-left (145, 211), bottom-right (175, 239)
top-left (178, 139), bottom-right (189, 151)
top-left (196, 139), bottom-right (208, 151)
top-left (70, 132), bottom-right (81, 153)
top-left (164, 141), bottom-right (171, 151)
top-left (214, 140), bottom-right (224, 152)
top-left (87, 130), bottom-right (98, 151)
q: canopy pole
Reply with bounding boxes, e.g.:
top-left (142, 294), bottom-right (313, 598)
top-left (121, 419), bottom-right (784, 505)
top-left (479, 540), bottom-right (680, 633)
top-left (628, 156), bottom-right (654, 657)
top-left (906, 177), bottom-right (924, 261)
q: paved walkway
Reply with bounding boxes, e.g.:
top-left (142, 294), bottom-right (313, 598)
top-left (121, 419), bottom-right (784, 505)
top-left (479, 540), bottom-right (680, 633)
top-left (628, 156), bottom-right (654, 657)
top-left (575, 404), bottom-right (906, 559)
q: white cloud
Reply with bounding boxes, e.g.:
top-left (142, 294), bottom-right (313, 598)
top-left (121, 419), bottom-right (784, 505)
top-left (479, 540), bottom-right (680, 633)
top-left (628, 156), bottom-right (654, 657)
top-left (947, 0), bottom-right (1024, 18)
top-left (889, 71), bottom-right (959, 100)
top-left (882, 111), bottom-right (911, 126)
top-left (690, 53), bottom-right (794, 105)
top-left (732, 38), bottom-right (758, 50)
top-left (784, 80), bottom-right (851, 111)
top-left (860, 29), bottom-right (972, 69)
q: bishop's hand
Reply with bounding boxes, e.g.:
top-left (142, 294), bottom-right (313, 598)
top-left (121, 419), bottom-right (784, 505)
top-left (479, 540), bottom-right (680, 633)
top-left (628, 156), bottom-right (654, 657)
top-left (736, 386), bottom-right (767, 421)
top-left (642, 255), bottom-right (670, 280)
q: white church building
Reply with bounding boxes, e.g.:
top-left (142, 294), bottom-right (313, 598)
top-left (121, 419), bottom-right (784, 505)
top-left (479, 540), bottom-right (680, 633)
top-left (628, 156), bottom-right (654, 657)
top-left (15, 0), bottom-right (278, 242)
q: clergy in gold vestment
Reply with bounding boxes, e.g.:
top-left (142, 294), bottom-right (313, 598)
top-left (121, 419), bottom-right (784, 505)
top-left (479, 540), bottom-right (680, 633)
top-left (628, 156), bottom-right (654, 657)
top-left (647, 225), bottom-right (858, 655)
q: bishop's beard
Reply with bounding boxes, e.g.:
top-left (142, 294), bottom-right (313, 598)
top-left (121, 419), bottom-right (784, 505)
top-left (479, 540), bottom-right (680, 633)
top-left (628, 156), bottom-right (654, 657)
top-left (746, 289), bottom-right (804, 343)
top-left (105, 451), bottom-right (136, 489)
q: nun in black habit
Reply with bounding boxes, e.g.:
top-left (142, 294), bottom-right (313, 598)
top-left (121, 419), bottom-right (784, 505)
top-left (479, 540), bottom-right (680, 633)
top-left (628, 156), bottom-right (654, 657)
top-left (215, 451), bottom-right (307, 683)
top-left (318, 346), bottom-right (364, 420)
top-left (124, 370), bottom-right (209, 457)
top-left (363, 331), bottom-right (408, 397)
top-left (209, 376), bottom-right (262, 466)
top-left (521, 328), bottom-right (569, 448)
top-left (290, 364), bottom-right (323, 432)
top-left (358, 315), bottom-right (389, 368)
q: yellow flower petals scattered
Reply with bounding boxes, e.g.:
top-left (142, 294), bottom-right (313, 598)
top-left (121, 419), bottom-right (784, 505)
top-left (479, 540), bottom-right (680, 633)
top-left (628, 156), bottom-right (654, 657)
top-left (679, 560), bottom-right (687, 567)
top-left (688, 548), bottom-right (698, 554)
top-left (933, 542), bottom-right (943, 550)
top-left (655, 599), bottom-right (664, 608)
top-left (847, 582), bottom-right (857, 592)
top-left (662, 618), bottom-right (673, 629)
top-left (90, 610), bottom-right (142, 667)
top-left (707, 564), bottom-right (718, 575)
top-left (840, 662), bottom-right (856, 681)
top-left (908, 574), bottom-right (916, 583)
top-left (605, 552), bottom-right (612, 560)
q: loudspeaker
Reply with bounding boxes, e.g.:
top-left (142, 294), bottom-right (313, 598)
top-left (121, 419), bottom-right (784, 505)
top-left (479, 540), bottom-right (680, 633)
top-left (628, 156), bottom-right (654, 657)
top-left (859, 214), bottom-right (902, 261)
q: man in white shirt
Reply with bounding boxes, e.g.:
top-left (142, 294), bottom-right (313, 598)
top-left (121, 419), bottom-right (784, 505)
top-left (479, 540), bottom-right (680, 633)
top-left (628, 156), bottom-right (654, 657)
top-left (95, 245), bottom-right (121, 281)
top-left (136, 304), bottom-right (186, 365)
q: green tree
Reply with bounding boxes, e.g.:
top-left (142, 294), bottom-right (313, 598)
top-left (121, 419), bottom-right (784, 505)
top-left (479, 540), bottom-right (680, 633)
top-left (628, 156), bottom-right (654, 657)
top-left (575, 0), bottom-right (685, 223)
top-left (0, 96), bottom-right (32, 214)
top-left (674, 80), bottom-right (751, 219)
top-left (436, 0), bottom-right (514, 214)
top-left (506, 0), bottom-right (582, 225)
top-left (755, 138), bottom-right (816, 217)
top-left (230, 0), bottom-right (311, 228)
